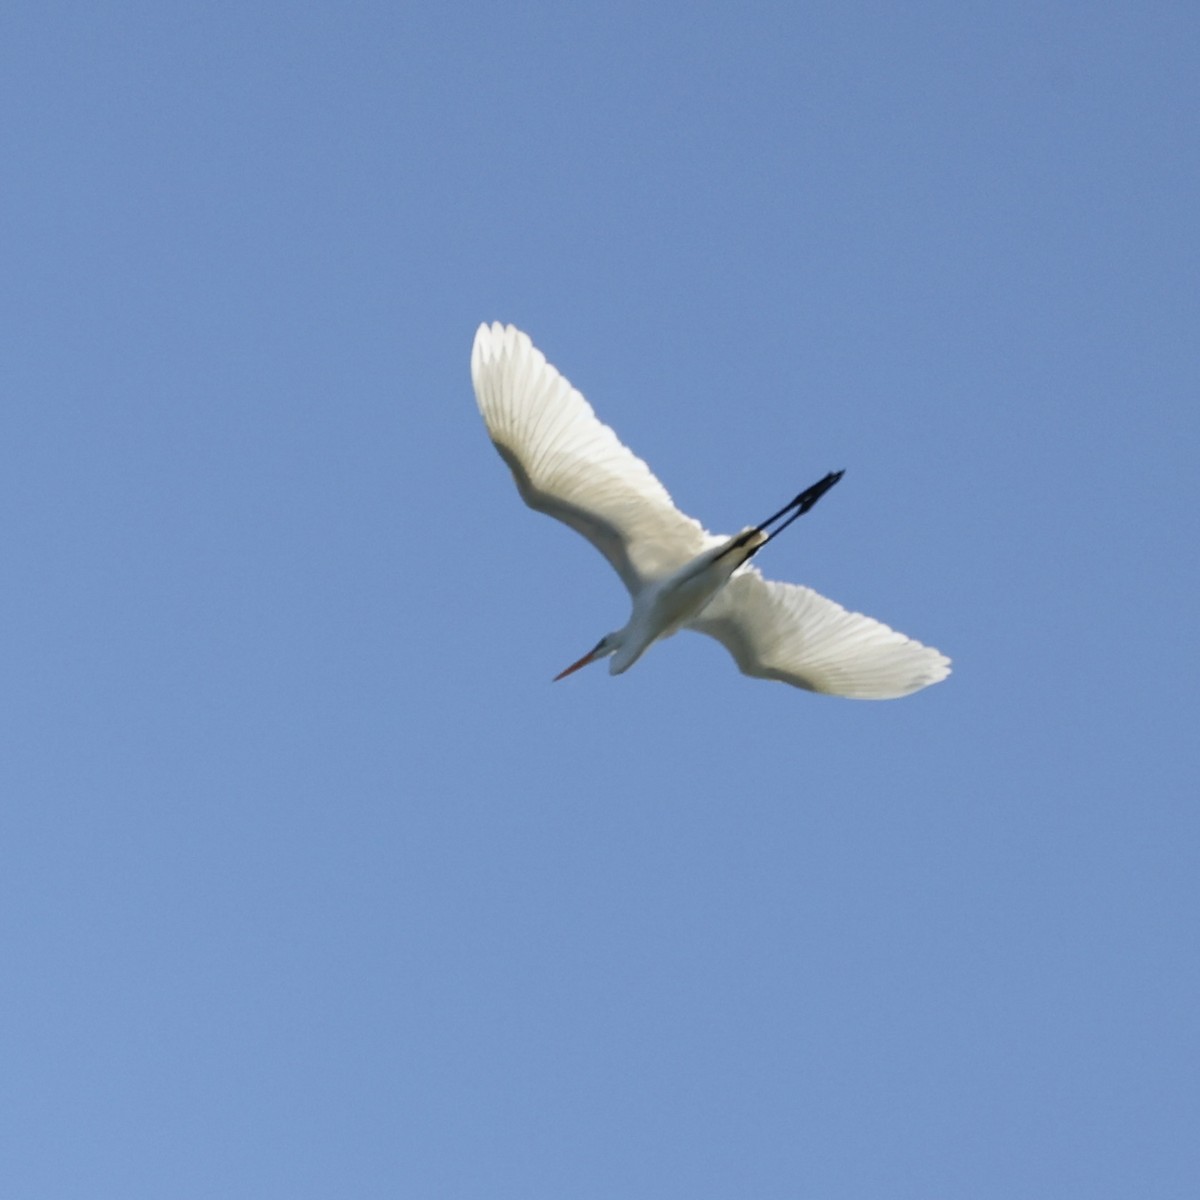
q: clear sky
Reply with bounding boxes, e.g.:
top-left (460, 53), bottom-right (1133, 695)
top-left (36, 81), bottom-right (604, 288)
top-left (3, 2), bottom-right (1197, 1197)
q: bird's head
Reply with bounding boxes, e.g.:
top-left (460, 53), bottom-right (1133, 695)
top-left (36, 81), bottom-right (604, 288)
top-left (553, 632), bottom-right (621, 681)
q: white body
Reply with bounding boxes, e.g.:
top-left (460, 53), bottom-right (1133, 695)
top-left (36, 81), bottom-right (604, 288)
top-left (611, 528), bottom-right (768, 674)
top-left (471, 322), bottom-right (950, 699)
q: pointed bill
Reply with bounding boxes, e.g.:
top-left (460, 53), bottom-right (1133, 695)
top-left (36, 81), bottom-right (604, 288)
top-left (553, 648), bottom-right (602, 681)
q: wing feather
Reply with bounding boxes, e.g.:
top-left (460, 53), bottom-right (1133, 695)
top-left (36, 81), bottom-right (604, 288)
top-left (472, 323), bottom-right (714, 593)
top-left (688, 566), bottom-right (951, 699)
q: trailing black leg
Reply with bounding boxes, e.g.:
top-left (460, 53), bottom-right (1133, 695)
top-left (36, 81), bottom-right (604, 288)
top-left (713, 470), bottom-right (845, 565)
top-left (755, 470), bottom-right (844, 538)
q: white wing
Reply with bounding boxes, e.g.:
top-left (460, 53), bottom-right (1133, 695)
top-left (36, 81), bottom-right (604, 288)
top-left (688, 566), bottom-right (951, 699)
top-left (471, 323), bottom-right (716, 594)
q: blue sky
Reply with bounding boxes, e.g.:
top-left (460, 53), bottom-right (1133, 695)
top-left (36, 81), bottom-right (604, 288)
top-left (3, 2), bottom-right (1197, 1196)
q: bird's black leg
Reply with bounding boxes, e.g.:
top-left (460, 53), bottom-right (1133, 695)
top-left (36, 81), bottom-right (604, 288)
top-left (713, 470), bottom-right (845, 564)
top-left (755, 470), bottom-right (845, 539)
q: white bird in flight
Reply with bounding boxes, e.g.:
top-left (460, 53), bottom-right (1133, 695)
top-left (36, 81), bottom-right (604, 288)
top-left (471, 323), bottom-right (950, 699)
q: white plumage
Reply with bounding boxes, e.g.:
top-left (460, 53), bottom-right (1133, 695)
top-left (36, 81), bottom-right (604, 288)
top-left (471, 322), bottom-right (950, 699)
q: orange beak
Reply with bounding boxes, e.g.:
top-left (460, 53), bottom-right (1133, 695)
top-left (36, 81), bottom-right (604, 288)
top-left (553, 647), bottom-right (602, 681)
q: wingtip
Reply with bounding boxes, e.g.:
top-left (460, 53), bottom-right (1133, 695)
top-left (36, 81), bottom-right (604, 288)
top-left (472, 320), bottom-right (501, 360)
top-left (472, 322), bottom-right (536, 375)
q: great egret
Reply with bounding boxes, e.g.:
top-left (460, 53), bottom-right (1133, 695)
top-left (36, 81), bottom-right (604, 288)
top-left (471, 322), bottom-right (950, 699)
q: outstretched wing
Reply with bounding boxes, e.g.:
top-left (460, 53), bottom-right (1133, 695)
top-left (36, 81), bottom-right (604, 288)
top-left (688, 566), bottom-right (951, 699)
top-left (471, 323), bottom-right (716, 593)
